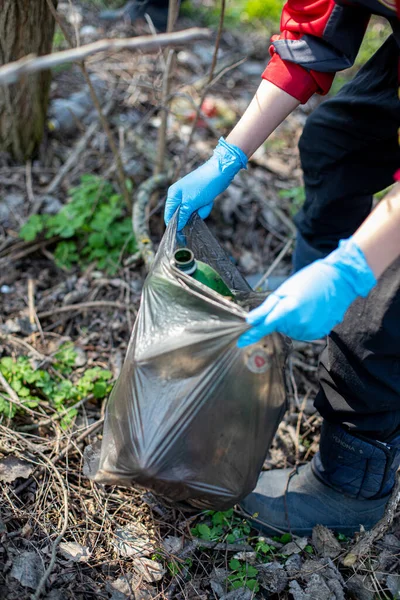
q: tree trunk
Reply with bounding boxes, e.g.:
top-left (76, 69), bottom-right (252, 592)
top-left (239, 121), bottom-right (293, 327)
top-left (0, 0), bottom-right (56, 161)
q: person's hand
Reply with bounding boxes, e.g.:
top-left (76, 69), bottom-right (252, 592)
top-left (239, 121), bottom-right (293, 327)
top-left (237, 238), bottom-right (377, 346)
top-left (164, 137), bottom-right (247, 231)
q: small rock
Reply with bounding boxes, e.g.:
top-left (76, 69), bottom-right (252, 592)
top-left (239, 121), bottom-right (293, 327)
top-left (58, 541), bottom-right (91, 562)
top-left (1, 318), bottom-right (21, 334)
top-left (312, 525), bottom-right (341, 558)
top-left (80, 25), bottom-right (98, 38)
top-left (132, 556), bottom-right (165, 583)
top-left (0, 193), bottom-right (24, 223)
top-left (238, 250), bottom-right (258, 274)
top-left (0, 456), bottom-right (33, 483)
top-left (258, 561), bottom-right (288, 593)
top-left (0, 285), bottom-right (12, 294)
top-left (9, 551), bottom-right (44, 589)
top-left (281, 536), bottom-right (308, 555)
top-left (42, 195), bottom-right (63, 215)
top-left (4, 193), bottom-right (24, 209)
top-left (82, 443), bottom-right (101, 479)
top-left (73, 347), bottom-right (87, 367)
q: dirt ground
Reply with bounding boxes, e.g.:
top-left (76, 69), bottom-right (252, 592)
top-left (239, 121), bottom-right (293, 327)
top-left (0, 2), bottom-right (399, 599)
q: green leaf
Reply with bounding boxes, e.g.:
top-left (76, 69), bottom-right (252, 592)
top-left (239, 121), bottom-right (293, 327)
top-left (197, 524), bottom-right (212, 541)
top-left (88, 231), bottom-right (106, 249)
top-left (211, 511), bottom-right (226, 526)
top-left (246, 579), bottom-right (259, 592)
top-left (60, 408), bottom-right (78, 429)
top-left (54, 241), bottom-right (79, 270)
top-left (0, 357), bottom-right (14, 375)
top-left (93, 381), bottom-right (107, 399)
top-left (246, 565), bottom-right (258, 578)
top-left (229, 559), bottom-right (241, 571)
top-left (280, 533), bottom-right (292, 544)
top-left (97, 370), bottom-right (112, 380)
top-left (305, 545), bottom-right (314, 554)
top-left (20, 215), bottom-right (44, 241)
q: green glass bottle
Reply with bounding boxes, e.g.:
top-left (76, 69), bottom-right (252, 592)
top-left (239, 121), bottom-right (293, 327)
top-left (173, 248), bottom-right (234, 300)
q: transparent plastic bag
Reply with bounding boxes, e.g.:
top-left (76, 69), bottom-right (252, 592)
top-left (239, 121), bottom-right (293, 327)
top-left (93, 214), bottom-right (289, 510)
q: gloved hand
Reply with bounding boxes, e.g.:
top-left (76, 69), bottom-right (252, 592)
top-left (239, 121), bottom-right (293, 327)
top-left (164, 137), bottom-right (247, 231)
top-left (237, 237), bottom-right (376, 346)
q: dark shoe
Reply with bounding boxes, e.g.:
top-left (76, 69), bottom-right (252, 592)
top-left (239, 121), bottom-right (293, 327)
top-left (240, 421), bottom-right (400, 536)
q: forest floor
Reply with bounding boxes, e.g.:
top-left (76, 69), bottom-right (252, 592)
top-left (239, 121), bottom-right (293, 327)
top-left (0, 2), bottom-right (399, 599)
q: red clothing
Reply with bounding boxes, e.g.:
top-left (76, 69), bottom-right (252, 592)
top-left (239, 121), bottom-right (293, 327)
top-left (262, 0), bottom-right (399, 103)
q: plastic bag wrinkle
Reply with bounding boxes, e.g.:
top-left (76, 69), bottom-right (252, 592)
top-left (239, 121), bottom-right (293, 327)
top-left (93, 214), bottom-right (289, 510)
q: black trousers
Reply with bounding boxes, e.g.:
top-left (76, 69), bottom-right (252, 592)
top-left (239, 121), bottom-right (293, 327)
top-left (295, 35), bottom-right (400, 441)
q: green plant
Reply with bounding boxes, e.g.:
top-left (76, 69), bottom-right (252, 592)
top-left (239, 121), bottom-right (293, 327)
top-left (191, 509), bottom-right (251, 544)
top-left (228, 558), bottom-right (259, 593)
top-left (53, 26), bottom-right (67, 50)
top-left (20, 175), bottom-right (136, 275)
top-left (0, 346), bottom-right (113, 427)
top-left (181, 0), bottom-right (283, 29)
top-left (278, 186), bottom-right (306, 217)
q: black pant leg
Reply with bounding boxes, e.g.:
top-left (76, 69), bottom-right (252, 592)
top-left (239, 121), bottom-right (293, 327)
top-left (315, 258), bottom-right (400, 441)
top-left (296, 35), bottom-right (400, 254)
top-left (296, 36), bottom-right (400, 440)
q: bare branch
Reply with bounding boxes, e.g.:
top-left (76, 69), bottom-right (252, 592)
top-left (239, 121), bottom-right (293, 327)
top-left (0, 28), bottom-right (211, 86)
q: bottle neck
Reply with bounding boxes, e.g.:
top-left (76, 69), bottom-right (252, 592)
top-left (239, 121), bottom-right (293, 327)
top-left (173, 248), bottom-right (197, 275)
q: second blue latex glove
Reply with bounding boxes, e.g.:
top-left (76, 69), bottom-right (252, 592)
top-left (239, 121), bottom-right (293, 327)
top-left (237, 238), bottom-right (376, 346)
top-left (164, 137), bottom-right (247, 231)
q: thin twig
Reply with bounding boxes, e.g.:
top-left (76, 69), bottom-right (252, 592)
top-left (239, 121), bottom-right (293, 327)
top-left (0, 28), bottom-right (211, 85)
top-left (27, 278), bottom-right (36, 328)
top-left (26, 160), bottom-right (35, 206)
top-left (343, 472), bottom-right (400, 567)
top-left (36, 300), bottom-right (134, 319)
top-left (0, 333), bottom-right (45, 360)
top-left (14, 418), bottom-right (104, 496)
top-left (0, 426), bottom-right (69, 600)
top-left (0, 236), bottom-right (60, 266)
top-left (255, 238), bottom-right (293, 290)
top-left (18, 394), bottom-right (96, 432)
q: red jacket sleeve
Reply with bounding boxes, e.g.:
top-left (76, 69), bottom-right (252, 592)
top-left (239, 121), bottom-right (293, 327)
top-left (262, 0), bottom-right (370, 103)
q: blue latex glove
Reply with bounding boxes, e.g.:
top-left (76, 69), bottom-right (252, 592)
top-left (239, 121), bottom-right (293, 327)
top-left (237, 238), bottom-right (377, 346)
top-left (164, 137), bottom-right (247, 231)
